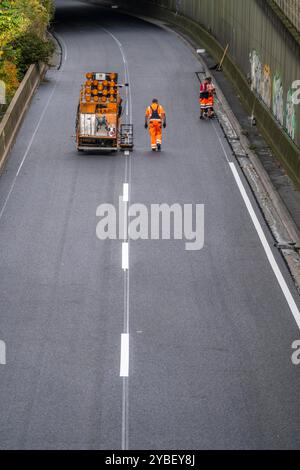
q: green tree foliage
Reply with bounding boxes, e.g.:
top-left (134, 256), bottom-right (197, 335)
top-left (0, 0), bottom-right (30, 49)
top-left (41, 0), bottom-right (55, 20)
top-left (0, 0), bottom-right (55, 107)
top-left (14, 32), bottom-right (55, 77)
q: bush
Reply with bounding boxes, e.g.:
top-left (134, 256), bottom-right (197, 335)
top-left (0, 0), bottom-right (30, 48)
top-left (0, 0), bottom-right (53, 49)
top-left (41, 0), bottom-right (55, 20)
top-left (13, 32), bottom-right (55, 77)
top-left (0, 0), bottom-right (55, 111)
top-left (0, 61), bottom-right (20, 103)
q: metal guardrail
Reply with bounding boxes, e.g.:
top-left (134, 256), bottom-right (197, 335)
top-left (0, 63), bottom-right (46, 173)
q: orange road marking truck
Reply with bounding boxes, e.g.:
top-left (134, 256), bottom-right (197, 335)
top-left (76, 72), bottom-right (133, 152)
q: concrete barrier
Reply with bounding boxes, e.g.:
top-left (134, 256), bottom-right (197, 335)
top-left (0, 62), bottom-right (47, 174)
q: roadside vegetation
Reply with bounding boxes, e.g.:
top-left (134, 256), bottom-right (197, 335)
top-left (0, 0), bottom-right (55, 113)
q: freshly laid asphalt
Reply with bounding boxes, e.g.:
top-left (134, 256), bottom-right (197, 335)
top-left (0, 0), bottom-right (299, 449)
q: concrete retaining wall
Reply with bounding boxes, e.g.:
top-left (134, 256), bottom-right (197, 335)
top-left (0, 62), bottom-right (47, 174)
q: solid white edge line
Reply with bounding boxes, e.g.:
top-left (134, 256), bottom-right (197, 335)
top-left (122, 242), bottom-right (129, 270)
top-left (123, 183), bottom-right (129, 202)
top-left (229, 162), bottom-right (300, 330)
top-left (120, 333), bottom-right (129, 377)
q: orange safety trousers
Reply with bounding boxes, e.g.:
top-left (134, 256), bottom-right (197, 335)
top-left (149, 120), bottom-right (162, 149)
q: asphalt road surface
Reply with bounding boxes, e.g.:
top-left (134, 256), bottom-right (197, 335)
top-left (0, 0), bottom-right (300, 450)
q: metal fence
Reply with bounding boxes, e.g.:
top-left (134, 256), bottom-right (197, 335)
top-left (274, 0), bottom-right (300, 31)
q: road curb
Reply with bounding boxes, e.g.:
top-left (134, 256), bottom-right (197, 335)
top-left (48, 29), bottom-right (64, 70)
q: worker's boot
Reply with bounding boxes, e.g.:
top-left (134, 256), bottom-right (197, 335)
top-left (157, 143), bottom-right (161, 152)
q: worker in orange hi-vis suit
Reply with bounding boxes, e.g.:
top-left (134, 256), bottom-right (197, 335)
top-left (199, 77), bottom-right (215, 119)
top-left (145, 99), bottom-right (166, 151)
top-left (206, 77), bottom-right (216, 118)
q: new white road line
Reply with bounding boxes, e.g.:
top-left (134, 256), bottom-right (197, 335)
top-left (103, 27), bottom-right (132, 450)
top-left (120, 333), bottom-right (129, 377)
top-left (122, 184), bottom-right (129, 240)
top-left (102, 28), bottom-right (133, 124)
top-left (212, 119), bottom-right (300, 329)
top-left (122, 242), bottom-right (129, 271)
top-left (123, 183), bottom-right (129, 202)
top-left (229, 163), bottom-right (300, 329)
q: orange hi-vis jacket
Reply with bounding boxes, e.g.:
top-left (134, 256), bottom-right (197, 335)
top-left (145, 103), bottom-right (166, 122)
top-left (200, 82), bottom-right (215, 109)
top-left (145, 103), bottom-right (166, 149)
